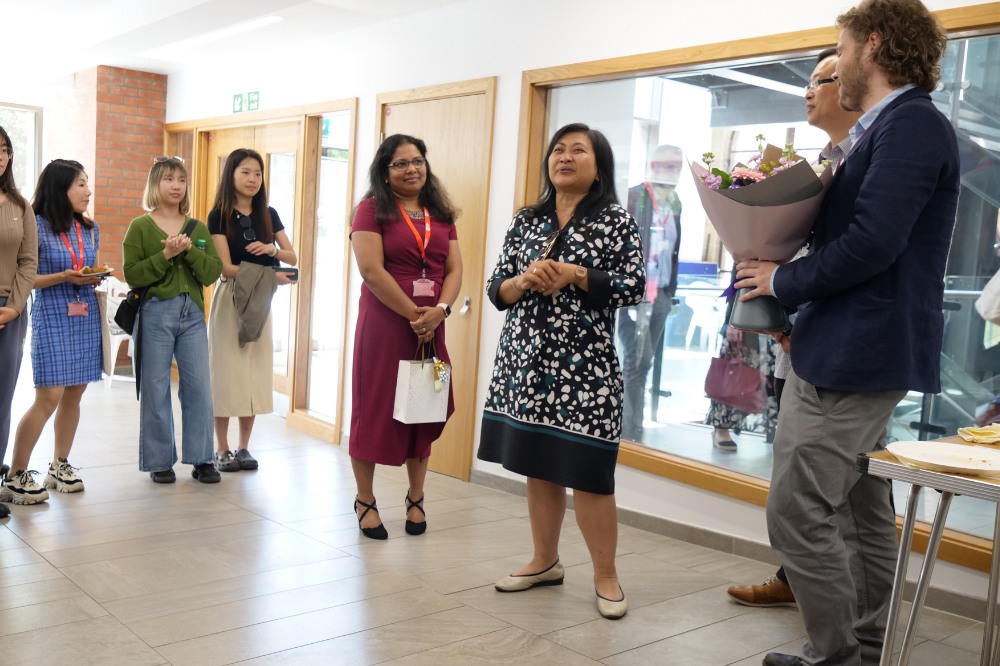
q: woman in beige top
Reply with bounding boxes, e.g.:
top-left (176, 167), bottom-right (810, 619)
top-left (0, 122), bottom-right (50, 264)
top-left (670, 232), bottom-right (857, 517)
top-left (0, 125), bottom-right (37, 519)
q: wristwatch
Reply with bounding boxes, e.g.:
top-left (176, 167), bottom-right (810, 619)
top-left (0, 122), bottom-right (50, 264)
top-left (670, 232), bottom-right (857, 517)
top-left (437, 302), bottom-right (451, 317)
top-left (575, 266), bottom-right (587, 283)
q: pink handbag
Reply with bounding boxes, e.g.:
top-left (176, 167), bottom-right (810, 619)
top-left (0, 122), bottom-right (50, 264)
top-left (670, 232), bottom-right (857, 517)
top-left (704, 354), bottom-right (766, 414)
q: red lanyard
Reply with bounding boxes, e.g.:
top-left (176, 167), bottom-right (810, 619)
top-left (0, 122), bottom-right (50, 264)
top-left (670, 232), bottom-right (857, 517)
top-left (642, 182), bottom-right (662, 216)
top-left (60, 220), bottom-right (85, 271)
top-left (397, 203), bottom-right (432, 264)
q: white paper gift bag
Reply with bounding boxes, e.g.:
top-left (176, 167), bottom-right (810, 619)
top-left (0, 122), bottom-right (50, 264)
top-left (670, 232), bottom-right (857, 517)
top-left (976, 269), bottom-right (1000, 325)
top-left (393, 347), bottom-right (450, 424)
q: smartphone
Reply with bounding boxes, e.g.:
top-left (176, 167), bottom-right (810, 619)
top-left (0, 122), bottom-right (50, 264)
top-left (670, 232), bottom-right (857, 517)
top-left (272, 267), bottom-right (299, 281)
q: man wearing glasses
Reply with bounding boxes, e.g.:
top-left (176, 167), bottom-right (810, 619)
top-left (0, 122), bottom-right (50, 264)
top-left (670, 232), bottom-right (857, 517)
top-left (617, 144), bottom-right (683, 442)
top-left (726, 46), bottom-right (862, 612)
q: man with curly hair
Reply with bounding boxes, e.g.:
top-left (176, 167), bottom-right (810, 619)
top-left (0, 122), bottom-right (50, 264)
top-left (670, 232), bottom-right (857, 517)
top-left (734, 1), bottom-right (960, 664)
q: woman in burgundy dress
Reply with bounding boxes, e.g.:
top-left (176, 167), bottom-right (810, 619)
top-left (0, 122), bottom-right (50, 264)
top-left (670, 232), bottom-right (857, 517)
top-left (349, 134), bottom-right (462, 539)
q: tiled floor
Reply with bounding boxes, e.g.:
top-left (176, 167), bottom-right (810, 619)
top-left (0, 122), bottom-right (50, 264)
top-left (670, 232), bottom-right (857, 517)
top-left (0, 379), bottom-right (990, 665)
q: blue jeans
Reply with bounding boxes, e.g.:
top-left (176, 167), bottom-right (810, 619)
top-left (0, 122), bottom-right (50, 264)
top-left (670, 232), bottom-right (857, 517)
top-left (138, 294), bottom-right (213, 471)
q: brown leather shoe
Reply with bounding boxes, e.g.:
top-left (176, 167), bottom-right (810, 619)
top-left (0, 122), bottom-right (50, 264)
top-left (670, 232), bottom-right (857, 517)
top-left (727, 575), bottom-right (796, 607)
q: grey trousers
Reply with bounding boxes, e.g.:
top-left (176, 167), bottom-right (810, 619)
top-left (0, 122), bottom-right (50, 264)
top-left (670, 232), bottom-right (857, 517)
top-left (767, 369), bottom-right (905, 666)
top-left (0, 296), bottom-right (30, 467)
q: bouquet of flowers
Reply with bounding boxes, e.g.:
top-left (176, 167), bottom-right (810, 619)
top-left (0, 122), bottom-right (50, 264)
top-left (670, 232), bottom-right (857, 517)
top-left (690, 135), bottom-right (834, 331)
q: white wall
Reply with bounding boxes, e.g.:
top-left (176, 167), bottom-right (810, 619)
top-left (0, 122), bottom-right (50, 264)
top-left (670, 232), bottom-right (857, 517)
top-left (161, 0), bottom-right (996, 599)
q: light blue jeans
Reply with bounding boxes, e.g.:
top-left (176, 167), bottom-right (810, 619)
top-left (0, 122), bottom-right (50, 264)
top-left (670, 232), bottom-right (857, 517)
top-left (138, 294), bottom-right (213, 472)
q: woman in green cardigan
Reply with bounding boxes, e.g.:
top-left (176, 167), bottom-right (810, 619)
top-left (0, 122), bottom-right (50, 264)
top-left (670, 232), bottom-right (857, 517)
top-left (122, 157), bottom-right (222, 484)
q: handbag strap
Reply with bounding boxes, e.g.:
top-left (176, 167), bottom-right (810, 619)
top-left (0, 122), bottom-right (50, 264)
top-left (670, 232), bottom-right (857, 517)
top-left (135, 217), bottom-right (200, 299)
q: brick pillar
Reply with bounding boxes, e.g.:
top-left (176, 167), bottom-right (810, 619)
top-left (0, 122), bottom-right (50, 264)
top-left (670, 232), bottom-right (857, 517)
top-left (93, 66), bottom-right (167, 271)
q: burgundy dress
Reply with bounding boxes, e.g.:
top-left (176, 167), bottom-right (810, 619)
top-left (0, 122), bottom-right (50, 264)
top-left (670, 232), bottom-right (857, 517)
top-left (349, 198), bottom-right (456, 465)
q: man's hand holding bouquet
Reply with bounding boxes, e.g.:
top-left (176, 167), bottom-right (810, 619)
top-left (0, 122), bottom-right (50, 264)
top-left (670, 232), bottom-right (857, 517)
top-left (689, 135), bottom-right (834, 332)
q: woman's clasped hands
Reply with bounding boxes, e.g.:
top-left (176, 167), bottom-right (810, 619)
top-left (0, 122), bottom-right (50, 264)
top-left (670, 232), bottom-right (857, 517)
top-left (518, 259), bottom-right (578, 297)
top-left (410, 305), bottom-right (446, 344)
top-left (161, 232), bottom-right (192, 260)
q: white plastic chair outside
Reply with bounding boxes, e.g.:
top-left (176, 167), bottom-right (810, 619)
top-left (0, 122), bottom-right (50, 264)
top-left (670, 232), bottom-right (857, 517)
top-left (684, 280), bottom-right (725, 351)
top-left (100, 277), bottom-right (135, 386)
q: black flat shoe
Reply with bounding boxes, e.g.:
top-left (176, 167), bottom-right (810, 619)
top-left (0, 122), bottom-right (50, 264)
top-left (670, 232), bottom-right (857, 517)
top-left (354, 496), bottom-right (388, 540)
top-left (404, 491), bottom-right (426, 536)
top-left (150, 469), bottom-right (176, 484)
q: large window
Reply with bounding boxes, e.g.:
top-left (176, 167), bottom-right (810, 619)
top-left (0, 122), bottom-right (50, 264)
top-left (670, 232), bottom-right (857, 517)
top-left (537, 27), bottom-right (1000, 546)
top-left (0, 103), bottom-right (41, 195)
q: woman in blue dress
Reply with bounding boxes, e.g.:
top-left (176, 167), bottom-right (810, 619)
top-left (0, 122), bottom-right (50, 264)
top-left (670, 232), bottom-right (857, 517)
top-left (0, 160), bottom-right (103, 505)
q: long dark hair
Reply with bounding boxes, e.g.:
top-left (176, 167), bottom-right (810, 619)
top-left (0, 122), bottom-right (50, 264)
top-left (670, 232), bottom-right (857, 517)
top-left (528, 123), bottom-right (619, 223)
top-left (211, 148), bottom-right (274, 242)
top-left (31, 159), bottom-right (93, 233)
top-left (360, 134), bottom-right (457, 225)
top-left (0, 125), bottom-right (29, 215)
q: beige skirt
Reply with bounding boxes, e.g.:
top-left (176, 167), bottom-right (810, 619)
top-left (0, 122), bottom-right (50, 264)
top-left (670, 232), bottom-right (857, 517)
top-left (209, 279), bottom-right (273, 417)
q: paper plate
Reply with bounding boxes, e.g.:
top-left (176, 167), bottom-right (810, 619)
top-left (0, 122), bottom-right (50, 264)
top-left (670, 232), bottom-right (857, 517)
top-left (886, 441), bottom-right (1000, 478)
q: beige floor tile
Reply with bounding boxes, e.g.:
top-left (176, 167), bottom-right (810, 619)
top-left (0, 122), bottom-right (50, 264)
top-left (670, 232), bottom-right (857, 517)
top-left (546, 585), bottom-right (756, 659)
top-left (0, 615), bottom-right (166, 665)
top-left (156, 585), bottom-right (461, 666)
top-left (0, 545), bottom-right (45, 568)
top-left (0, 577), bottom-right (88, 611)
top-left (380, 626), bottom-right (602, 665)
top-left (61, 529), bottom-right (349, 602)
top-left (906, 638), bottom-right (982, 666)
top-left (237, 607), bottom-right (511, 665)
top-left (42, 518), bottom-right (288, 567)
top-left (0, 595), bottom-right (107, 636)
top-left (941, 621), bottom-right (988, 654)
top-left (128, 570), bottom-right (425, 646)
top-left (104, 555), bottom-right (375, 623)
top-left (601, 604), bottom-right (806, 665)
top-left (0, 561), bottom-right (65, 587)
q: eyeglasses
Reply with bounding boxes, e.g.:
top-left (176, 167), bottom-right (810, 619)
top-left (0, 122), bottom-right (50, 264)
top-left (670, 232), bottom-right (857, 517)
top-left (804, 78), bottom-right (836, 92)
top-left (238, 214), bottom-right (256, 242)
top-left (387, 158), bottom-right (426, 171)
top-left (153, 155), bottom-right (185, 164)
top-left (538, 229), bottom-right (561, 261)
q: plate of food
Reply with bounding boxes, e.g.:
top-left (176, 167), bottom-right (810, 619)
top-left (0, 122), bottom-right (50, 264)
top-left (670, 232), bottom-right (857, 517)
top-left (81, 265), bottom-right (113, 278)
top-left (887, 441), bottom-right (1000, 478)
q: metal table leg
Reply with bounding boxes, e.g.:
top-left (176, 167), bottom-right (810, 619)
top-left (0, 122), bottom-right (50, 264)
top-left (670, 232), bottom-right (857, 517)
top-left (985, 503), bottom-right (1000, 666)
top-left (881, 484), bottom-right (922, 666)
top-left (898, 491), bottom-right (954, 666)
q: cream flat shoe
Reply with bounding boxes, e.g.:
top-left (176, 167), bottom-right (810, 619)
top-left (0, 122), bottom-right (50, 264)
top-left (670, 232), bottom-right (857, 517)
top-left (495, 560), bottom-right (564, 592)
top-left (596, 586), bottom-right (628, 619)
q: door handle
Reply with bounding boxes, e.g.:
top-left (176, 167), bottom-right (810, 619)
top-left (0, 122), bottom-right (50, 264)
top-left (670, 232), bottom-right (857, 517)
top-left (460, 296), bottom-right (471, 316)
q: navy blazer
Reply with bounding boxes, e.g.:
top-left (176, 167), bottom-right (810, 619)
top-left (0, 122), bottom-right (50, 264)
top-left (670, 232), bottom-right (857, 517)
top-left (773, 87), bottom-right (960, 393)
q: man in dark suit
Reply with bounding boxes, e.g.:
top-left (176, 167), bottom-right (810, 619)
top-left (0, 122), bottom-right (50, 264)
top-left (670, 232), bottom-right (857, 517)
top-left (618, 145), bottom-right (683, 441)
top-left (735, 1), bottom-right (960, 664)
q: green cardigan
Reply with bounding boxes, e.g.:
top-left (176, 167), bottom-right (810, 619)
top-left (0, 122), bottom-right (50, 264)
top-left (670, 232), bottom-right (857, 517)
top-left (122, 214), bottom-right (222, 312)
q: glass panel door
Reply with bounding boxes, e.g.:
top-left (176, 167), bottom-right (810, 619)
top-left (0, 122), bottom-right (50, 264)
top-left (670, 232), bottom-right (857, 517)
top-left (306, 111), bottom-right (352, 421)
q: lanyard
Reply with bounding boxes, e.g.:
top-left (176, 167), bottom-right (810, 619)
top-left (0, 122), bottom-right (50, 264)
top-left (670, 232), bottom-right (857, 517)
top-left (642, 182), bottom-right (662, 216)
top-left (397, 203), bottom-right (432, 272)
top-left (60, 220), bottom-right (85, 271)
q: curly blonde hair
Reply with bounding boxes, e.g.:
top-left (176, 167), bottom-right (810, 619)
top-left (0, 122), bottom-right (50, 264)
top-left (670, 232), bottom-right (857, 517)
top-left (837, 0), bottom-right (946, 92)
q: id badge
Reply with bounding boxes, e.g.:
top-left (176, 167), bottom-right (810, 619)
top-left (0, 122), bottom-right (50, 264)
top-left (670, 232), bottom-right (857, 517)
top-left (67, 301), bottom-right (89, 317)
top-left (412, 278), bottom-right (435, 298)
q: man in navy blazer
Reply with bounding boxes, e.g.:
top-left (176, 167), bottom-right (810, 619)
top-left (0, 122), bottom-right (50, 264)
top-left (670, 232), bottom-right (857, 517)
top-left (735, 1), bottom-right (960, 664)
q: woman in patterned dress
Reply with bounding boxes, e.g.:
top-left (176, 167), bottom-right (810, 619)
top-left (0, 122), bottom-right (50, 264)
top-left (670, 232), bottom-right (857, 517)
top-left (478, 123), bottom-right (645, 619)
top-left (1, 160), bottom-right (103, 505)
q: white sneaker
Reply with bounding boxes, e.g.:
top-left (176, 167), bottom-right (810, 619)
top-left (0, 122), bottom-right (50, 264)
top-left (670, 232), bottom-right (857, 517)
top-left (44, 459), bottom-right (85, 493)
top-left (4, 470), bottom-right (50, 505)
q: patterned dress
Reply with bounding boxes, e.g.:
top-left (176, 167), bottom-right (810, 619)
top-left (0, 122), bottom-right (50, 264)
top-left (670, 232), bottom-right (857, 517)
top-left (31, 215), bottom-right (103, 387)
top-left (478, 203), bottom-right (645, 494)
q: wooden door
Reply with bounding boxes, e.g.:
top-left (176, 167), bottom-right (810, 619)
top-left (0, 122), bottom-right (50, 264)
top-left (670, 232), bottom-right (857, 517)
top-left (378, 78), bottom-right (496, 481)
top-left (199, 121), bottom-right (300, 395)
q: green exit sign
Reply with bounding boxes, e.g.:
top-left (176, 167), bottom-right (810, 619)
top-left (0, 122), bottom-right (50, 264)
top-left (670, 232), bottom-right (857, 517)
top-left (232, 91), bottom-right (260, 113)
